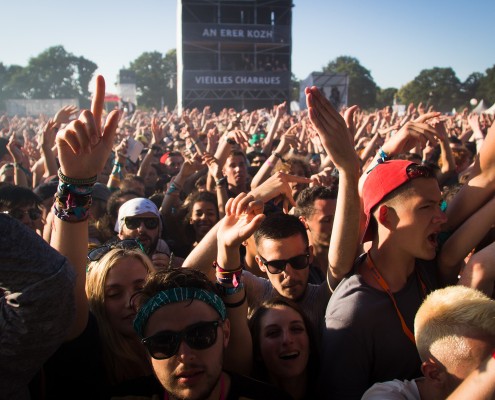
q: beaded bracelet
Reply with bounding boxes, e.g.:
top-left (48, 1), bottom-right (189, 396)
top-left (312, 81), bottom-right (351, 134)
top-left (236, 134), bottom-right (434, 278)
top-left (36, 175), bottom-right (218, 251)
top-left (58, 168), bottom-right (97, 186)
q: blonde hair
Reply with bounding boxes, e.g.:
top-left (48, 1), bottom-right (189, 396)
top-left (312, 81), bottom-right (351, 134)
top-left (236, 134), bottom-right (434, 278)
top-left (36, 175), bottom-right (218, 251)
top-left (415, 286), bottom-right (495, 368)
top-left (86, 248), bottom-right (155, 384)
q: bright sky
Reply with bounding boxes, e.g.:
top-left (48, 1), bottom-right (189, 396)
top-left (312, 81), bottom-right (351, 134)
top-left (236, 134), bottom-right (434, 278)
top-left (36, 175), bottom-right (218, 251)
top-left (1, 0), bottom-right (494, 94)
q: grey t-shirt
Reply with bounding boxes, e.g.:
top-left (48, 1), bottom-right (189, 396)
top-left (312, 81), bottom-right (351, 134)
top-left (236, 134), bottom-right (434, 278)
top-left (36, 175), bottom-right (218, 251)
top-left (243, 270), bottom-right (330, 334)
top-left (318, 254), bottom-right (437, 400)
top-left (0, 214), bottom-right (76, 400)
top-left (362, 379), bottom-right (421, 400)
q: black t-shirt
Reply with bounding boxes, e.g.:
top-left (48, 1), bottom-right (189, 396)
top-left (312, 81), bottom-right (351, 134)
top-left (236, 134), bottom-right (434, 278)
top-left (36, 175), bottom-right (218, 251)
top-left (30, 313), bottom-right (161, 400)
top-left (226, 372), bottom-right (291, 400)
top-left (31, 313), bottom-right (107, 399)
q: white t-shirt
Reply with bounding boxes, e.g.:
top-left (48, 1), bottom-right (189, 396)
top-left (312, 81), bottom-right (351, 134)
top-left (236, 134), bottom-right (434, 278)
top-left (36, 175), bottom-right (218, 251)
top-left (362, 379), bottom-right (422, 400)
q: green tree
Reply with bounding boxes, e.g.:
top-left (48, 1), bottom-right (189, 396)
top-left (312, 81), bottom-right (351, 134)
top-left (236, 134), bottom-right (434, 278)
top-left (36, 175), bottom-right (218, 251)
top-left (461, 72), bottom-right (484, 104)
top-left (376, 87), bottom-right (398, 108)
top-left (0, 64), bottom-right (28, 110)
top-left (398, 67), bottom-right (462, 112)
top-left (0, 46), bottom-right (97, 107)
top-left (323, 56), bottom-right (377, 109)
top-left (129, 50), bottom-right (177, 109)
top-left (476, 65), bottom-right (495, 104)
top-left (291, 73), bottom-right (300, 102)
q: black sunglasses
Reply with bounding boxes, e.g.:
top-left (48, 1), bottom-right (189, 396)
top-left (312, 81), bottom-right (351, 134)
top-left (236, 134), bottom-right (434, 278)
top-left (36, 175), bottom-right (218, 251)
top-left (124, 217), bottom-right (160, 230)
top-left (258, 250), bottom-right (310, 274)
top-left (142, 320), bottom-right (221, 360)
top-left (406, 164), bottom-right (435, 179)
top-left (87, 239), bottom-right (145, 262)
top-left (2, 208), bottom-right (41, 221)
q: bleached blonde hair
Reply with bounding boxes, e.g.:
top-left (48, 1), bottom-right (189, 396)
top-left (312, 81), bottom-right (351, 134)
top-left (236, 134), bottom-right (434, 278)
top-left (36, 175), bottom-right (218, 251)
top-left (415, 286), bottom-right (495, 368)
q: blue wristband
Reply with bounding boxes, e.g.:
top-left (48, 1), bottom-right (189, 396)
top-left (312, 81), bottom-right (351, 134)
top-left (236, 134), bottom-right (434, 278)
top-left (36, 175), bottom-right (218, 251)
top-left (378, 147), bottom-right (388, 162)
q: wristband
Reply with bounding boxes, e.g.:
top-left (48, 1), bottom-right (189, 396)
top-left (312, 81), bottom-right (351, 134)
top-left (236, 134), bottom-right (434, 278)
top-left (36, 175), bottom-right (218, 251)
top-left (215, 176), bottom-right (227, 186)
top-left (58, 168), bottom-right (97, 186)
top-left (223, 291), bottom-right (247, 308)
top-left (378, 147), bottom-right (388, 162)
top-left (226, 138), bottom-right (236, 145)
top-left (216, 282), bottom-right (244, 296)
top-left (272, 151), bottom-right (286, 163)
top-left (214, 261), bottom-right (243, 288)
top-left (14, 162), bottom-right (32, 177)
top-left (166, 182), bottom-right (181, 195)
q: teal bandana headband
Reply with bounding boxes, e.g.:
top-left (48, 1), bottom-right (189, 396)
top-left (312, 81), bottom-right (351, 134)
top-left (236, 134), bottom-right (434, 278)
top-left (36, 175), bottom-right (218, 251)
top-left (133, 287), bottom-right (227, 338)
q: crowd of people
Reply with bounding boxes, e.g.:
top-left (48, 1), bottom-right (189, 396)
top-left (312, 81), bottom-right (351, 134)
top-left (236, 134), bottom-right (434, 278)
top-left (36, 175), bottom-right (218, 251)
top-left (1, 75), bottom-right (494, 400)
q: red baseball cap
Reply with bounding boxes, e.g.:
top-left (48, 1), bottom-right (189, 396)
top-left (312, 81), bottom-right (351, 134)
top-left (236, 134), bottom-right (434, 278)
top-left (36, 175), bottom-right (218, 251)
top-left (160, 152), bottom-right (170, 164)
top-left (361, 160), bottom-right (416, 243)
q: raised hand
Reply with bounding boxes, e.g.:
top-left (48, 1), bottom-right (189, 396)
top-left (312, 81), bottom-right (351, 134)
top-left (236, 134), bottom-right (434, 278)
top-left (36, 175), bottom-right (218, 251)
top-left (54, 105), bottom-right (78, 126)
top-left (250, 171), bottom-right (312, 213)
top-left (203, 153), bottom-right (222, 180)
top-left (56, 76), bottom-right (119, 179)
top-left (383, 118), bottom-right (442, 156)
top-left (217, 194), bottom-right (265, 250)
top-left (305, 86), bottom-right (358, 173)
top-left (274, 124), bottom-right (299, 154)
top-left (275, 101), bottom-right (286, 118)
top-left (40, 119), bottom-right (58, 151)
top-left (343, 105), bottom-right (359, 138)
top-left (151, 116), bottom-right (165, 145)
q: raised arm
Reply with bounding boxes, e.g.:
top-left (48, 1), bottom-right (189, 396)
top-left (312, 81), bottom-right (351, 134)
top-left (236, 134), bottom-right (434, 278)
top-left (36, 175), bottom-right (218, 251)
top-left (216, 194), bottom-right (265, 375)
top-left (445, 120), bottom-right (495, 232)
top-left (183, 172), bottom-right (311, 275)
top-left (6, 133), bottom-right (29, 187)
top-left (40, 119), bottom-right (59, 179)
top-left (51, 76), bottom-right (119, 339)
top-left (250, 124), bottom-right (299, 189)
top-left (306, 86), bottom-right (361, 289)
top-left (446, 351), bottom-right (495, 400)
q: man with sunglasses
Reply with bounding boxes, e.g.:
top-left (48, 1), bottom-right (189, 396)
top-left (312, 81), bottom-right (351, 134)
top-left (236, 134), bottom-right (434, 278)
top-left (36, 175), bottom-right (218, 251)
top-left (132, 268), bottom-right (290, 400)
top-left (0, 185), bottom-right (44, 233)
top-left (115, 197), bottom-right (172, 269)
top-left (181, 87), bottom-right (361, 336)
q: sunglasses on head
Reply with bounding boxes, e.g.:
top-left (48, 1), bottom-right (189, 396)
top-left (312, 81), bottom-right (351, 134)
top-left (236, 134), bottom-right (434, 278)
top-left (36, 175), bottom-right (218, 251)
top-left (406, 164), bottom-right (435, 180)
top-left (258, 250), bottom-right (310, 274)
top-left (142, 320), bottom-right (221, 360)
top-left (124, 217), bottom-right (160, 230)
top-left (87, 239), bottom-right (145, 262)
top-left (2, 208), bottom-right (41, 221)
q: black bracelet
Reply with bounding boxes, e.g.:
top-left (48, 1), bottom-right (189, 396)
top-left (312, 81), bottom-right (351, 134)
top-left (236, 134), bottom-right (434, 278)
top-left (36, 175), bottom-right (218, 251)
top-left (216, 176), bottom-right (227, 186)
top-left (58, 168), bottom-right (97, 185)
top-left (226, 138), bottom-right (236, 145)
top-left (223, 291), bottom-right (247, 308)
top-left (272, 151), bottom-right (286, 163)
